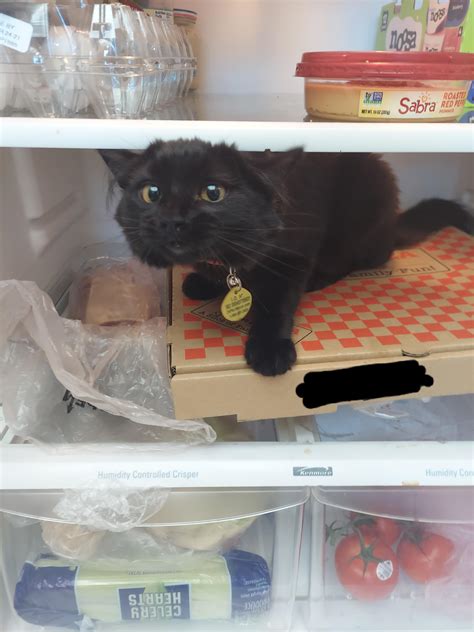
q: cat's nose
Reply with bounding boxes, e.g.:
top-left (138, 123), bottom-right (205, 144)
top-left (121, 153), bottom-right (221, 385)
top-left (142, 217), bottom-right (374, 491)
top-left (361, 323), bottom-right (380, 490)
top-left (159, 219), bottom-right (183, 232)
top-left (159, 219), bottom-right (187, 241)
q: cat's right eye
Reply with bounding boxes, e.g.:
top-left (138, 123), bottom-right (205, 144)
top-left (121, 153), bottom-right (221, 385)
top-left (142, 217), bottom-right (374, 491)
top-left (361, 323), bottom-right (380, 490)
top-left (140, 184), bottom-right (160, 204)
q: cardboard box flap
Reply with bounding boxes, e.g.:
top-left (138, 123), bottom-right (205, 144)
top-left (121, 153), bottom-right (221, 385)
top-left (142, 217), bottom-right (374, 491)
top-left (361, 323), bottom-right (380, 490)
top-left (169, 228), bottom-right (474, 376)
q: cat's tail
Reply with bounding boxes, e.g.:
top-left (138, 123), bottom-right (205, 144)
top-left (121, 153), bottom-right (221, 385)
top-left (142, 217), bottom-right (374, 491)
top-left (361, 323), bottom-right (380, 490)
top-left (395, 198), bottom-right (474, 248)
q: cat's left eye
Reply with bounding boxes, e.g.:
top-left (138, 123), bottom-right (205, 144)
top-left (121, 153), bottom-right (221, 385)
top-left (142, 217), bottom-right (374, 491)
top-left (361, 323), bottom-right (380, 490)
top-left (199, 184), bottom-right (226, 203)
top-left (141, 184), bottom-right (160, 204)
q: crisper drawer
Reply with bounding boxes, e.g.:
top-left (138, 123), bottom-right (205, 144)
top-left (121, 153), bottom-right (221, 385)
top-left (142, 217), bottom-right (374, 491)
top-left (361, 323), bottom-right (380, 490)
top-left (0, 487), bottom-right (308, 632)
top-left (310, 487), bottom-right (474, 631)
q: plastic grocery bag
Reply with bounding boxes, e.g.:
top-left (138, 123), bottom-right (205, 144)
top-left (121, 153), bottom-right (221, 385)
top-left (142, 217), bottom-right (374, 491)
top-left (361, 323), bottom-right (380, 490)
top-left (0, 280), bottom-right (216, 447)
top-left (37, 484), bottom-right (172, 561)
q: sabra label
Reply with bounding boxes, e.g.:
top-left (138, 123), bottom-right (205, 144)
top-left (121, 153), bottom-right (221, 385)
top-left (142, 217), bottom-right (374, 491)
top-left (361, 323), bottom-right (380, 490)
top-left (358, 88), bottom-right (468, 120)
top-left (0, 13), bottom-right (33, 53)
top-left (376, 560), bottom-right (394, 582)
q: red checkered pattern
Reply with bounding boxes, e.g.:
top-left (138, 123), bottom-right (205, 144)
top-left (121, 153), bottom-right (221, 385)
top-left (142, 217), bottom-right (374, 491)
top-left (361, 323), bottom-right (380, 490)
top-left (174, 229), bottom-right (473, 366)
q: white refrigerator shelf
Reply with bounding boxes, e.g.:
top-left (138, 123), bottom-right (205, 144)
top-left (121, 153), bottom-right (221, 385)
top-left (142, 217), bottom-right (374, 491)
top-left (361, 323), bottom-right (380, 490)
top-left (0, 95), bottom-right (473, 152)
top-left (0, 441), bottom-right (472, 490)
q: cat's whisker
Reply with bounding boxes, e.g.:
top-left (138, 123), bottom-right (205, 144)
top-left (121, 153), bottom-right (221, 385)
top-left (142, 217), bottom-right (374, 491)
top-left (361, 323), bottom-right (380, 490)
top-left (215, 225), bottom-right (311, 232)
top-left (217, 235), bottom-right (306, 272)
top-left (214, 236), bottom-right (296, 282)
top-left (218, 231), bottom-right (306, 257)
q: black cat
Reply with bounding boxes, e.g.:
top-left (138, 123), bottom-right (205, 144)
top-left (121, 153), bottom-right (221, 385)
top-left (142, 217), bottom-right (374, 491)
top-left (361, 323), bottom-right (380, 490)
top-left (100, 140), bottom-right (471, 376)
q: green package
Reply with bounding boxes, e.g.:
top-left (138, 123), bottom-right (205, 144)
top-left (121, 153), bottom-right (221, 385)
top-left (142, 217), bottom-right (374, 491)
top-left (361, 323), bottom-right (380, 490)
top-left (375, 0), bottom-right (429, 52)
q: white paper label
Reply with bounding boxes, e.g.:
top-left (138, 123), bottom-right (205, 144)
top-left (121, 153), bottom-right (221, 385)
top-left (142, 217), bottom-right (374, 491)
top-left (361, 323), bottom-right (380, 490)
top-left (426, 1), bottom-right (449, 35)
top-left (0, 13), bottom-right (33, 53)
top-left (145, 9), bottom-right (174, 22)
top-left (385, 16), bottom-right (423, 51)
top-left (376, 560), bottom-right (394, 581)
top-left (359, 88), bottom-right (468, 120)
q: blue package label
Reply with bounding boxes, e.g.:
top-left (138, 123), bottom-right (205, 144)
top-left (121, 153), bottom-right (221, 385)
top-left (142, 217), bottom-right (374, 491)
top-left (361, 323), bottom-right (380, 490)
top-left (14, 561), bottom-right (81, 628)
top-left (458, 109), bottom-right (474, 123)
top-left (224, 550), bottom-right (271, 618)
top-left (119, 584), bottom-right (191, 621)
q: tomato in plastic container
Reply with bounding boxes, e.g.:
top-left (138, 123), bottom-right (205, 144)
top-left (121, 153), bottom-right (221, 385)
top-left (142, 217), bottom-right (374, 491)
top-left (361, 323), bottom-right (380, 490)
top-left (295, 51), bottom-right (474, 122)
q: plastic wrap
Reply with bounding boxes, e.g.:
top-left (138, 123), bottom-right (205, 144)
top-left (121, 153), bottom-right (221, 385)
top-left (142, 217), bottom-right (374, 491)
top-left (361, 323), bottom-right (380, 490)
top-left (68, 257), bottom-right (161, 326)
top-left (39, 485), bottom-right (170, 561)
top-left (50, 486), bottom-right (169, 532)
top-left (41, 523), bottom-right (106, 562)
top-left (0, 280), bottom-right (215, 447)
top-left (14, 550), bottom-right (271, 628)
top-left (147, 517), bottom-right (257, 553)
top-left (35, 484), bottom-right (260, 559)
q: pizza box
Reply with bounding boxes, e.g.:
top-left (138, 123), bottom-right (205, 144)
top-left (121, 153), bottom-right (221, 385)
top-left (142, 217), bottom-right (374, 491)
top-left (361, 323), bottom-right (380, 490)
top-left (167, 228), bottom-right (474, 421)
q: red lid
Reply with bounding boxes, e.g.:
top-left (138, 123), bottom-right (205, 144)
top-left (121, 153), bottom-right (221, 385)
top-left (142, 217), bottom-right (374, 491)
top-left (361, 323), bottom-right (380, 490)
top-left (296, 51), bottom-right (474, 80)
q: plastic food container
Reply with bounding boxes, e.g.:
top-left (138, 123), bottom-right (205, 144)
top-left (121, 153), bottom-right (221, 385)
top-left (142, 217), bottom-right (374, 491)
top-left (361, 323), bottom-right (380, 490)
top-left (0, 2), bottom-right (196, 119)
top-left (296, 51), bottom-right (474, 122)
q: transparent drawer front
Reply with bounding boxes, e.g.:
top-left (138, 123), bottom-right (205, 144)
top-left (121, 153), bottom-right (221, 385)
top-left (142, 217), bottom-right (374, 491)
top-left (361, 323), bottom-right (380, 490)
top-left (313, 394), bottom-right (474, 443)
top-left (310, 487), bottom-right (474, 631)
top-left (0, 487), bottom-right (308, 632)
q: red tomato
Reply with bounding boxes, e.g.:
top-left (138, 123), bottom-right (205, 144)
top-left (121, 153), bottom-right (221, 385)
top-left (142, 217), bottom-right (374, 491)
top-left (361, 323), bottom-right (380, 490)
top-left (335, 532), bottom-right (399, 600)
top-left (397, 531), bottom-right (454, 584)
top-left (349, 512), bottom-right (401, 546)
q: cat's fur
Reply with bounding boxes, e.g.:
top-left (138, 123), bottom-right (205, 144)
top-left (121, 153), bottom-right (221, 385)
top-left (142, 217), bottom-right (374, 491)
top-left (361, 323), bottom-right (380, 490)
top-left (100, 140), bottom-right (472, 376)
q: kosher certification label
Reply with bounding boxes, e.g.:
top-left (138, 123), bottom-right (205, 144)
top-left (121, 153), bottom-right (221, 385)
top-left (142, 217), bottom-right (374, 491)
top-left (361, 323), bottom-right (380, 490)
top-left (358, 88), bottom-right (467, 119)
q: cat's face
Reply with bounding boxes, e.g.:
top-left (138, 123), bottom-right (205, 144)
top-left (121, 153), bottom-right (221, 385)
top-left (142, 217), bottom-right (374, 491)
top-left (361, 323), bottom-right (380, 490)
top-left (100, 140), bottom-right (284, 269)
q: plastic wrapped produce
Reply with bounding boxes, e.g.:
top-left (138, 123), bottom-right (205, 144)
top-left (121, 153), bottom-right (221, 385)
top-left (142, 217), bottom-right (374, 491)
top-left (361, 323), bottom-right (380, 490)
top-left (0, 273), bottom-right (215, 446)
top-left (14, 550), bottom-right (271, 627)
top-left (41, 522), bottom-right (105, 562)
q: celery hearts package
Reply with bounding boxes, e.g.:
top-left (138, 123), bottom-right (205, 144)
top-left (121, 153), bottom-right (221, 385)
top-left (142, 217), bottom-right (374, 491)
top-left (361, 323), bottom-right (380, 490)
top-left (14, 550), bottom-right (271, 628)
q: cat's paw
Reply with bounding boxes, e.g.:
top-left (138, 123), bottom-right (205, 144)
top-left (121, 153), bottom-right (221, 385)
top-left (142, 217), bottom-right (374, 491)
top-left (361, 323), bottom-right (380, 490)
top-left (182, 273), bottom-right (224, 300)
top-left (245, 336), bottom-right (296, 376)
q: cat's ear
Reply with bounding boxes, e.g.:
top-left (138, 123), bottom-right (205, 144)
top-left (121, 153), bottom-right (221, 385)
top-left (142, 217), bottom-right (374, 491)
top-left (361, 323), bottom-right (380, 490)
top-left (240, 148), bottom-right (304, 201)
top-left (261, 148), bottom-right (304, 174)
top-left (98, 149), bottom-right (141, 188)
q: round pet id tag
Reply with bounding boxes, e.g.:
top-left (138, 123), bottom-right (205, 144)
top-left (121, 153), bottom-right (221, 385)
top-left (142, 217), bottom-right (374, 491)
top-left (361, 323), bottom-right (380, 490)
top-left (221, 286), bottom-right (253, 322)
top-left (221, 268), bottom-right (253, 322)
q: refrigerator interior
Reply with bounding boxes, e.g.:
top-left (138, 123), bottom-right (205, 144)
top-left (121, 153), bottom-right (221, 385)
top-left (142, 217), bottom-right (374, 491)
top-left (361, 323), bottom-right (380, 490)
top-left (1, 1), bottom-right (473, 631)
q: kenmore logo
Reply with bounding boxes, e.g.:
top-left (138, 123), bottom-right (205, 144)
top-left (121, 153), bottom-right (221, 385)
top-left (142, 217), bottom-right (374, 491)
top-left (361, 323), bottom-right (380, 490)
top-left (293, 466), bottom-right (333, 477)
